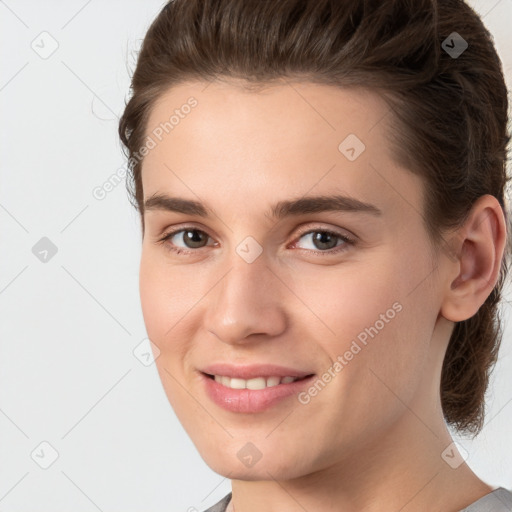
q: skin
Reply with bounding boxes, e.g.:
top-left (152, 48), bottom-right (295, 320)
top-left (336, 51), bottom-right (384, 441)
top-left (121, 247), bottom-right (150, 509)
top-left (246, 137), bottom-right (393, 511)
top-left (138, 79), bottom-right (506, 512)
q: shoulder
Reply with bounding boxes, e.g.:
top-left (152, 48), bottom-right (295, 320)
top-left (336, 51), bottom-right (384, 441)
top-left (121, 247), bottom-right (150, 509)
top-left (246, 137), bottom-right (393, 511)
top-left (198, 489), bottom-right (512, 512)
top-left (201, 492), bottom-right (232, 512)
top-left (460, 487), bottom-right (512, 512)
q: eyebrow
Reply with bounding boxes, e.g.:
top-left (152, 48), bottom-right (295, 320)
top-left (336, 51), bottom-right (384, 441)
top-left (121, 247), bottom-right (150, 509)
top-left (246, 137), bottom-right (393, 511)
top-left (143, 193), bottom-right (382, 219)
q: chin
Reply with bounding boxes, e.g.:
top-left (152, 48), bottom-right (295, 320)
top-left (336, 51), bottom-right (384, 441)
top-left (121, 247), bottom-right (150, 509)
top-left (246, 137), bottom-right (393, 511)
top-left (199, 446), bottom-right (308, 481)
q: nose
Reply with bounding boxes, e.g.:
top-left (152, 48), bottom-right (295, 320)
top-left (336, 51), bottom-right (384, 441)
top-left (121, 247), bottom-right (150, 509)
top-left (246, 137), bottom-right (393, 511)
top-left (204, 253), bottom-right (288, 345)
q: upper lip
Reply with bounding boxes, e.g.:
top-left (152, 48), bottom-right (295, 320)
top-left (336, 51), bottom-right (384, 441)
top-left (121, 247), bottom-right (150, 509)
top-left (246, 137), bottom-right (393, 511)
top-left (200, 363), bottom-right (315, 380)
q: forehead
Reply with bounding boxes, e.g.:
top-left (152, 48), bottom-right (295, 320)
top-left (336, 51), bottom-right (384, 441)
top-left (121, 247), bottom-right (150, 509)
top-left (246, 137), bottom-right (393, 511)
top-left (141, 80), bottom-right (423, 222)
top-left (144, 80), bottom-right (391, 158)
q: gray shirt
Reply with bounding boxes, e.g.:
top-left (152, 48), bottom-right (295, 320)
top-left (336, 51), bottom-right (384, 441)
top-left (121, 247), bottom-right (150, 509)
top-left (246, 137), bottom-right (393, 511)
top-left (202, 487), bottom-right (512, 512)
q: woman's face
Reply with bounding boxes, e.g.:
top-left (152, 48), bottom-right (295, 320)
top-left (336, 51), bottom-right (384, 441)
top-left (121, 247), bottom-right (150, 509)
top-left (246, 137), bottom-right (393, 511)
top-left (139, 80), bottom-right (448, 478)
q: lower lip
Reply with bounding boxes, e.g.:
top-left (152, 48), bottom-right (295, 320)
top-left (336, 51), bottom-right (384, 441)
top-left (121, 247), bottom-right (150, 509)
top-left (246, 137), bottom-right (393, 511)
top-left (200, 372), bottom-right (316, 413)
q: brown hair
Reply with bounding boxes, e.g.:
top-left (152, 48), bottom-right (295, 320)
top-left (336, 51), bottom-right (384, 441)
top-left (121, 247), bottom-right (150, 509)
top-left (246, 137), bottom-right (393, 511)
top-left (118, 0), bottom-right (511, 436)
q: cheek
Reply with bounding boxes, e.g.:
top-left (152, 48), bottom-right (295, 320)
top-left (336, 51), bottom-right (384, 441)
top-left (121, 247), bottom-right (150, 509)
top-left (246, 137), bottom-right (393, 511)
top-left (285, 255), bottom-right (406, 355)
top-left (138, 250), bottom-right (188, 347)
top-left (138, 252), bottom-right (195, 404)
top-left (139, 254), bottom-right (166, 340)
top-left (294, 246), bottom-right (434, 398)
top-left (138, 249), bottom-right (213, 376)
top-left (337, 253), bottom-right (435, 417)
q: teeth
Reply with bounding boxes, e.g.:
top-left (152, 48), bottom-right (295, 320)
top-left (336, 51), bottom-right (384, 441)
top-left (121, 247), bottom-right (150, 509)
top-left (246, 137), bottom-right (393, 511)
top-left (213, 375), bottom-right (301, 389)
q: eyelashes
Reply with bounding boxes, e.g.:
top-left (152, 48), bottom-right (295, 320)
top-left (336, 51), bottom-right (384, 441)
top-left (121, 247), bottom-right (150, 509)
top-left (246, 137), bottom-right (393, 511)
top-left (157, 225), bottom-right (356, 257)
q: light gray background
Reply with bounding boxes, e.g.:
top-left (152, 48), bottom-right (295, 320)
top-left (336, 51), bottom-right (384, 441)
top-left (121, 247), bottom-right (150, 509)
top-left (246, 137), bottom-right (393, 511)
top-left (1, 1), bottom-right (511, 511)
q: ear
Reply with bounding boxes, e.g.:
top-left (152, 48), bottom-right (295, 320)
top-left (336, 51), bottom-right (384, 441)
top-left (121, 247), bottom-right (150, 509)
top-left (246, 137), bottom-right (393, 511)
top-left (440, 194), bottom-right (507, 323)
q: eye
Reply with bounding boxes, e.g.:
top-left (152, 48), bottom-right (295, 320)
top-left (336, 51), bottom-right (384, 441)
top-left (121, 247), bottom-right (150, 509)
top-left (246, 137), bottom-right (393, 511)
top-left (158, 227), bottom-right (214, 254)
top-left (291, 227), bottom-right (355, 255)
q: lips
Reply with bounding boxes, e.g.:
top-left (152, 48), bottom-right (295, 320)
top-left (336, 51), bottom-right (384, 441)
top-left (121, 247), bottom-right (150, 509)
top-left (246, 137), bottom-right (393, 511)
top-left (200, 371), bottom-right (317, 413)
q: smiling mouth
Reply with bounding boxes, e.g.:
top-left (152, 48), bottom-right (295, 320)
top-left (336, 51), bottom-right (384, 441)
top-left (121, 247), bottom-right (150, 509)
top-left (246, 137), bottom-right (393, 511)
top-left (203, 372), bottom-right (315, 390)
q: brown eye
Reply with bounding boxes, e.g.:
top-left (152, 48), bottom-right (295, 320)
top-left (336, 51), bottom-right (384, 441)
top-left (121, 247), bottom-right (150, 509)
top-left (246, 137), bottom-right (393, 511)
top-left (160, 228), bottom-right (212, 252)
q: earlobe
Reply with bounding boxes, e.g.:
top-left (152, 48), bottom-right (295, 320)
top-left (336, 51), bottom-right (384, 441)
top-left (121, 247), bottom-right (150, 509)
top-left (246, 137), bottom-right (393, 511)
top-left (440, 195), bottom-right (507, 323)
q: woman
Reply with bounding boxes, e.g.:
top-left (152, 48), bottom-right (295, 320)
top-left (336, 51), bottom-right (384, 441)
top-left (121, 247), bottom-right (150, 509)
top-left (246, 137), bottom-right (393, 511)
top-left (119, 0), bottom-right (512, 510)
